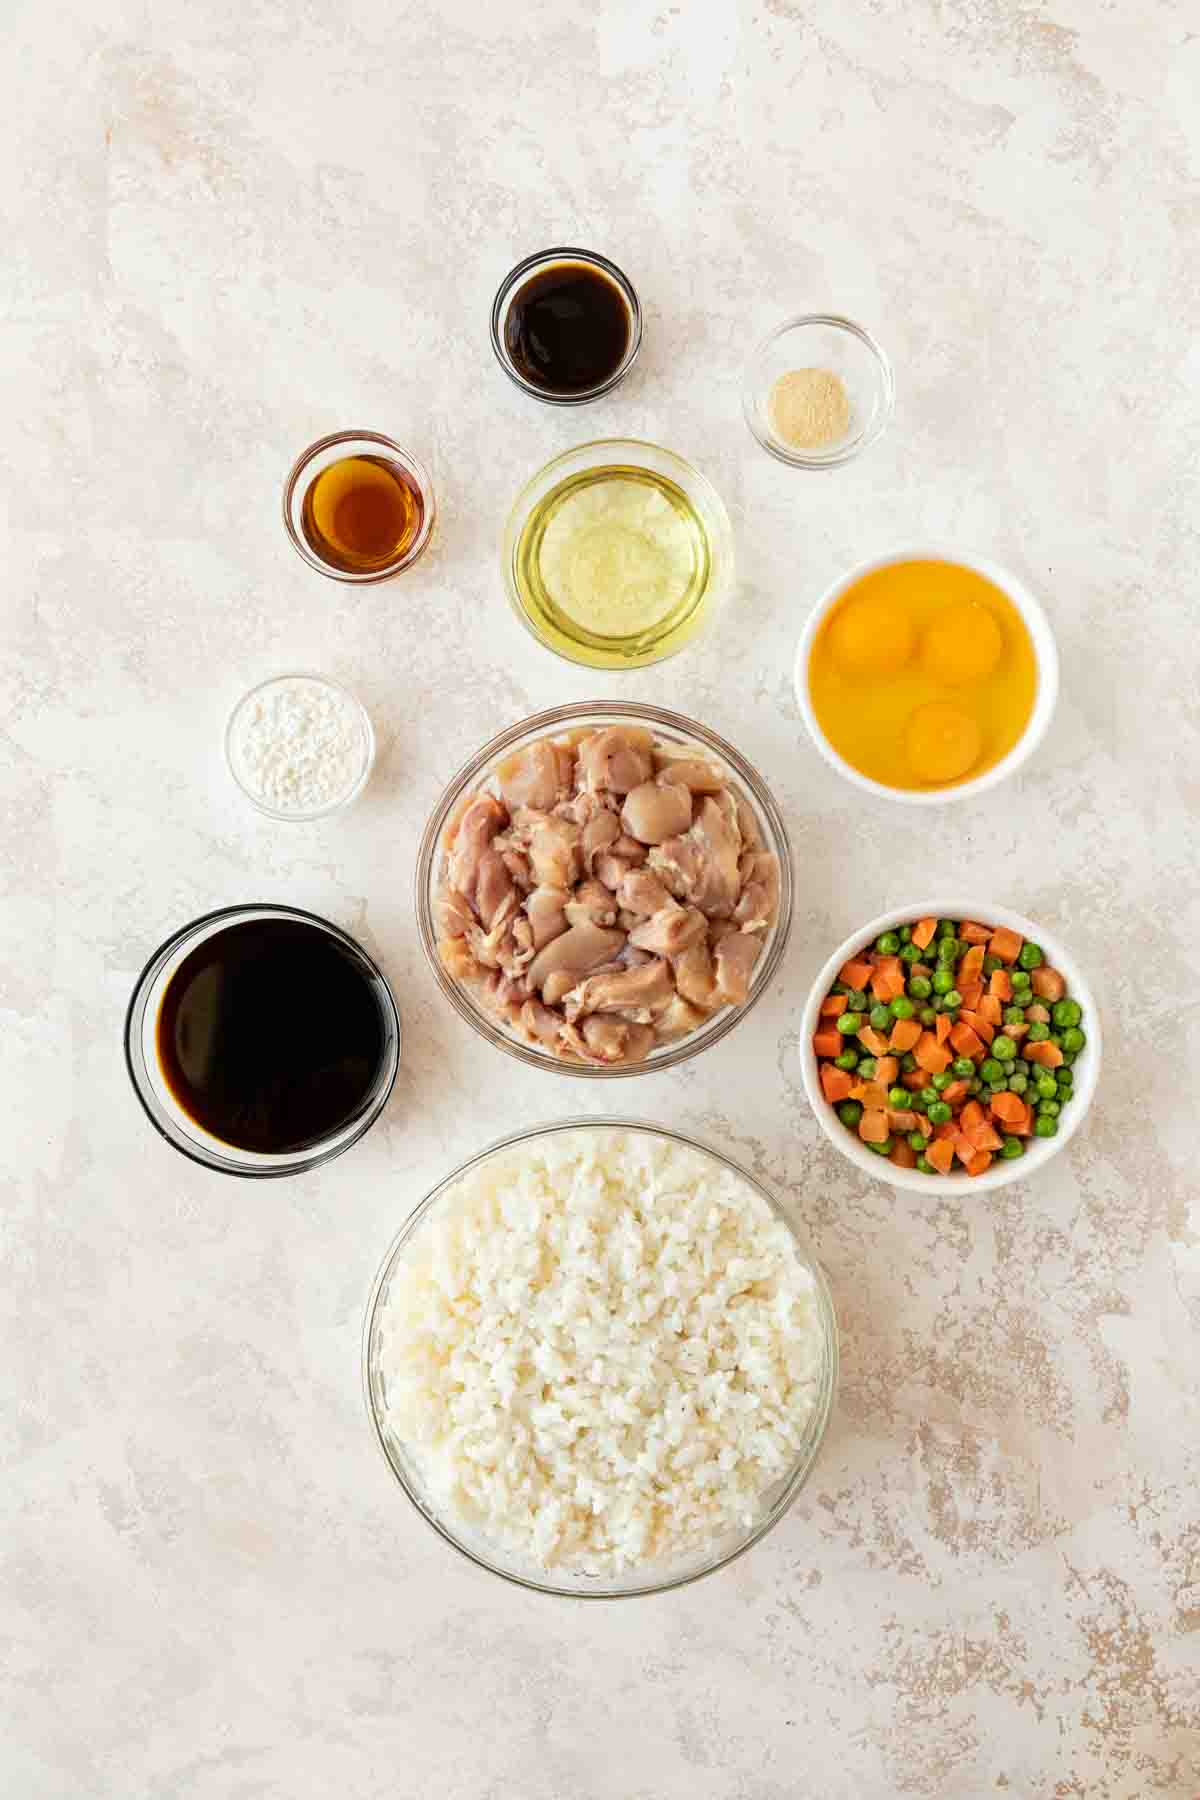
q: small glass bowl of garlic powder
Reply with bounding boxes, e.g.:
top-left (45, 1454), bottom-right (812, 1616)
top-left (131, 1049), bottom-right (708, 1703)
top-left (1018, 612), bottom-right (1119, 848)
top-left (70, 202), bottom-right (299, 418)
top-left (743, 314), bottom-right (894, 469)
top-left (225, 673), bottom-right (376, 820)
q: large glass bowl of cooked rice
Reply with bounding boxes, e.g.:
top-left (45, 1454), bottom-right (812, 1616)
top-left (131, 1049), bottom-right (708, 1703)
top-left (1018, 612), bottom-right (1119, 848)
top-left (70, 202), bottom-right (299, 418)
top-left (362, 1119), bottom-right (838, 1598)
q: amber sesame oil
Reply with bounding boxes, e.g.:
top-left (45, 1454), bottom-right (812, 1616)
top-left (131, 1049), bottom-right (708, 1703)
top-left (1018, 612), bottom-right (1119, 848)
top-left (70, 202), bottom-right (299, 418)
top-left (511, 464), bottom-right (713, 669)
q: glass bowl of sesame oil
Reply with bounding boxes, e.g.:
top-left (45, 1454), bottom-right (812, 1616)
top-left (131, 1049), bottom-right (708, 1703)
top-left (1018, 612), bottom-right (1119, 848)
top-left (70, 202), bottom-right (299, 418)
top-left (502, 440), bottom-right (734, 670)
top-left (283, 430), bottom-right (435, 581)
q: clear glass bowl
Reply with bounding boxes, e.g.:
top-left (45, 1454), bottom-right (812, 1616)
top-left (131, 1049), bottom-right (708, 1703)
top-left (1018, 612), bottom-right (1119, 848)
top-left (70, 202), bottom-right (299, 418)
top-left (123, 903), bottom-right (401, 1177)
top-left (415, 702), bottom-right (793, 1075)
top-left (502, 439), bottom-right (734, 670)
top-left (282, 429), bottom-right (435, 582)
top-left (490, 247), bottom-right (642, 405)
top-left (224, 672), bottom-right (376, 821)
top-left (743, 314), bottom-right (894, 469)
top-left (362, 1118), bottom-right (839, 1598)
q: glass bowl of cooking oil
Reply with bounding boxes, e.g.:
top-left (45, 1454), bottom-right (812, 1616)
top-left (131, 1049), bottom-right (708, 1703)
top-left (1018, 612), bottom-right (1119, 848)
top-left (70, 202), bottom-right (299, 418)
top-left (502, 440), bottom-right (734, 670)
top-left (283, 430), bottom-right (435, 582)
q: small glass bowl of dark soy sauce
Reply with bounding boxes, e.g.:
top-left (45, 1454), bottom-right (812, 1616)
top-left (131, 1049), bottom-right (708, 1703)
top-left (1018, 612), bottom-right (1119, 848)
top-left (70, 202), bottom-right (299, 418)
top-left (124, 904), bottom-right (400, 1177)
top-left (491, 248), bottom-right (642, 405)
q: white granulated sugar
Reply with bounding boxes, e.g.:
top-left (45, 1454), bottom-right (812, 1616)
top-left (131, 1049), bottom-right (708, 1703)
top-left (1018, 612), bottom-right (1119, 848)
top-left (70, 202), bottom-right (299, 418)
top-left (375, 1127), bottom-right (827, 1574)
top-left (230, 677), bottom-right (367, 814)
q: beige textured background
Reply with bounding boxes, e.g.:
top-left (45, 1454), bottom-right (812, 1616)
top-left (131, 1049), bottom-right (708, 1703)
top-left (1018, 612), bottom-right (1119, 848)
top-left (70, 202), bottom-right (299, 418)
top-left (3, 1), bottom-right (1199, 1795)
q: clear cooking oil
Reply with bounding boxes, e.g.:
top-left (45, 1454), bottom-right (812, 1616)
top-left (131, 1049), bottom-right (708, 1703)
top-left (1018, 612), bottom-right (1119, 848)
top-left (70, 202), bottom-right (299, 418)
top-left (512, 465), bottom-right (713, 668)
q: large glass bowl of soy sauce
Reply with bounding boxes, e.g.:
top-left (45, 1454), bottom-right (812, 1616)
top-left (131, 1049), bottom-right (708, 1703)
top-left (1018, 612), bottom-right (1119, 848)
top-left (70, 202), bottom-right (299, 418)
top-left (124, 904), bottom-right (400, 1177)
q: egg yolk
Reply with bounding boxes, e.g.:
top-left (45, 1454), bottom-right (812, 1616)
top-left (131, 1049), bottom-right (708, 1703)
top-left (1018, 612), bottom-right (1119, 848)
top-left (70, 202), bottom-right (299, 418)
top-left (923, 602), bottom-right (1004, 684)
top-left (829, 597), bottom-right (915, 676)
top-left (905, 702), bottom-right (982, 783)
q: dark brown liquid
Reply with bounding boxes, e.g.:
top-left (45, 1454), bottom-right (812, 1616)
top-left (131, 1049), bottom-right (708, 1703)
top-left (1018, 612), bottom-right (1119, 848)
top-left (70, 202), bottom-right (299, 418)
top-left (504, 261), bottom-right (631, 395)
top-left (156, 918), bottom-right (389, 1154)
top-left (300, 454), bottom-right (424, 573)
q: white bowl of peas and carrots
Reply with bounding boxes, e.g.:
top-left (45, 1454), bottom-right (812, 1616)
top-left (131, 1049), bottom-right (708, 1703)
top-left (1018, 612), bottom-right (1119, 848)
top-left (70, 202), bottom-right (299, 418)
top-left (801, 903), bottom-right (1101, 1193)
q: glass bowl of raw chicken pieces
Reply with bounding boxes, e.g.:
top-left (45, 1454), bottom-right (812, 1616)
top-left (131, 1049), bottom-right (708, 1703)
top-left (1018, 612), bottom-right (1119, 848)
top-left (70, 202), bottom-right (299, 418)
top-left (416, 703), bottom-right (793, 1073)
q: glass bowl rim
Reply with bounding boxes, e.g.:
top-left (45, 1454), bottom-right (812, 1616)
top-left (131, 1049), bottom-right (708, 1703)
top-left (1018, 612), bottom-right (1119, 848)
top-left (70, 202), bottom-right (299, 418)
top-left (414, 700), bottom-right (793, 1076)
top-left (489, 246), bottom-right (644, 406)
top-left (281, 429), bottom-right (436, 583)
top-left (362, 1115), bottom-right (839, 1598)
top-left (224, 671), bottom-right (377, 821)
top-left (123, 901), bottom-right (401, 1178)
top-left (742, 312), bottom-right (895, 470)
top-left (499, 438), bottom-right (735, 671)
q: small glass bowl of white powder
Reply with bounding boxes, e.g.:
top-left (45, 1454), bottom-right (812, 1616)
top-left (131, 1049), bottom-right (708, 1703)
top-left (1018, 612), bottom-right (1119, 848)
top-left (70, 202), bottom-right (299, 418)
top-left (225, 673), bottom-right (375, 820)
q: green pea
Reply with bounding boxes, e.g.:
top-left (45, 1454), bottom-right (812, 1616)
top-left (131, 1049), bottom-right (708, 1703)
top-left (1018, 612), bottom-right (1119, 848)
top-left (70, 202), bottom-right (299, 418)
top-left (857, 1057), bottom-right (878, 1080)
top-left (869, 1004), bottom-right (891, 1031)
top-left (876, 931), bottom-right (901, 955)
top-left (1035, 1072), bottom-right (1057, 1099)
top-left (891, 995), bottom-right (916, 1020)
top-left (1010, 969), bottom-right (1032, 991)
top-left (837, 1100), bottom-right (863, 1127)
top-left (920, 1008), bottom-right (938, 1027)
top-left (1017, 942), bottom-right (1044, 970)
top-left (1000, 1136), bottom-right (1024, 1160)
top-left (927, 1101), bottom-right (953, 1126)
top-left (1003, 1006), bottom-right (1025, 1025)
top-left (983, 953), bottom-right (1003, 975)
top-left (932, 969), bottom-right (954, 994)
top-left (908, 975), bottom-right (932, 999)
top-left (900, 1051), bottom-right (917, 1072)
top-left (931, 1072), bottom-right (952, 1092)
top-left (1007, 1073), bottom-right (1029, 1095)
top-left (898, 925), bottom-right (912, 944)
top-left (937, 920), bottom-right (956, 938)
top-left (1033, 1115), bottom-right (1058, 1138)
top-left (910, 1094), bottom-right (927, 1113)
top-left (847, 988), bottom-right (869, 1010)
top-left (888, 1085), bottom-right (909, 1108)
top-left (937, 938), bottom-right (960, 964)
top-left (916, 1155), bottom-right (935, 1174)
top-left (868, 1136), bottom-right (894, 1155)
top-left (987, 1083), bottom-right (1008, 1098)
top-left (1026, 1021), bottom-right (1050, 1042)
top-left (1051, 999), bottom-right (1081, 1029)
top-left (980, 1058), bottom-right (1004, 1083)
top-left (837, 1012), bottom-right (864, 1035)
top-left (908, 1131), bottom-right (926, 1153)
top-left (943, 988), bottom-right (963, 1009)
top-left (992, 1036), bottom-right (1016, 1062)
top-left (1011, 1058), bottom-right (1029, 1076)
top-left (1061, 1027), bottom-right (1086, 1054)
top-left (968, 1078), bottom-right (982, 1094)
top-left (1037, 1099), bottom-right (1060, 1118)
top-left (899, 942), bottom-right (922, 964)
top-left (834, 1049), bottom-right (860, 1071)
top-left (952, 1057), bottom-right (975, 1078)
top-left (1060, 1051), bottom-right (1077, 1068)
top-left (1055, 1071), bottom-right (1073, 1093)
top-left (920, 1086), bottom-right (940, 1107)
top-left (831, 981), bottom-right (850, 995)
top-left (1048, 1032), bottom-right (1064, 1049)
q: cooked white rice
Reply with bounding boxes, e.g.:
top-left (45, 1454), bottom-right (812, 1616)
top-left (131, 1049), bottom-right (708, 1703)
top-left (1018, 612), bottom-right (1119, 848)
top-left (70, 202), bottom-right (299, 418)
top-left (374, 1127), bottom-right (827, 1573)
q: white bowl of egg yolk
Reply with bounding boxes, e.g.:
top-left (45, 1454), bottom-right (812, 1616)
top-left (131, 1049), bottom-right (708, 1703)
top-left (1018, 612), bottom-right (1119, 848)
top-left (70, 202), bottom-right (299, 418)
top-left (800, 900), bottom-right (1102, 1195)
top-left (794, 547), bottom-right (1058, 803)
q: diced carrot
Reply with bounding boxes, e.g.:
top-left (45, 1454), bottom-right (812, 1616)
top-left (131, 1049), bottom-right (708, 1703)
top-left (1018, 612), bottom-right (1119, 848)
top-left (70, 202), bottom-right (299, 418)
top-left (977, 994), bottom-right (1002, 1026)
top-left (965, 1150), bottom-right (993, 1177)
top-left (933, 1120), bottom-right (959, 1141)
top-left (850, 1081), bottom-right (889, 1108)
top-left (858, 1108), bottom-right (889, 1144)
top-left (959, 1009), bottom-right (995, 1045)
top-left (916, 1113), bottom-right (933, 1139)
top-left (935, 1014), bottom-right (951, 1045)
top-left (989, 969), bottom-right (1012, 1002)
top-left (988, 926), bottom-right (1024, 964)
top-left (912, 917), bottom-right (938, 950)
top-left (960, 1100), bottom-right (985, 1132)
top-left (1026, 1039), bottom-right (1064, 1068)
top-left (820, 992), bottom-right (848, 1017)
top-left (889, 1139), bottom-right (918, 1169)
top-left (858, 1026), bottom-right (891, 1057)
top-left (954, 1135), bottom-right (976, 1166)
top-left (820, 1064), bottom-right (853, 1103)
top-left (913, 1032), bottom-right (952, 1073)
top-left (967, 1122), bottom-right (1003, 1153)
top-left (1009, 1105), bottom-right (1032, 1137)
top-left (875, 1055), bottom-right (899, 1086)
top-left (1007, 1021), bottom-right (1029, 1041)
top-left (957, 980), bottom-right (984, 1011)
top-left (949, 1021), bottom-right (985, 1060)
top-left (1031, 967), bottom-right (1066, 1002)
top-left (871, 957), bottom-right (906, 1001)
top-left (889, 1017), bottom-right (922, 1054)
top-left (887, 1108), bottom-right (917, 1132)
top-left (901, 1070), bottom-right (925, 1091)
top-left (1025, 1002), bottom-right (1051, 1023)
top-left (941, 1080), bottom-right (970, 1105)
top-left (959, 946), bottom-right (985, 986)
top-left (926, 1138), bottom-right (956, 1173)
top-left (960, 921), bottom-right (993, 944)
top-left (990, 1091), bottom-right (1026, 1124)
top-left (838, 957), bottom-right (874, 989)
top-left (910, 962), bottom-right (932, 979)
top-left (813, 1029), bottom-right (843, 1058)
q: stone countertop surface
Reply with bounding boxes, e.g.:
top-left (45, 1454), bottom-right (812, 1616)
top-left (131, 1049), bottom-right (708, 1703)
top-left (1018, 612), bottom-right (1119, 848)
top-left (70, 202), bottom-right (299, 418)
top-left (3, 1), bottom-right (1198, 1795)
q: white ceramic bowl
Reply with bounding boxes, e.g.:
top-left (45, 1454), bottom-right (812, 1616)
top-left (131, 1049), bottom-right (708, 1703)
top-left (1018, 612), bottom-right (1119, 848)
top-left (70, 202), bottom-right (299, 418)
top-left (794, 545), bottom-right (1059, 806)
top-left (800, 901), bottom-right (1101, 1195)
